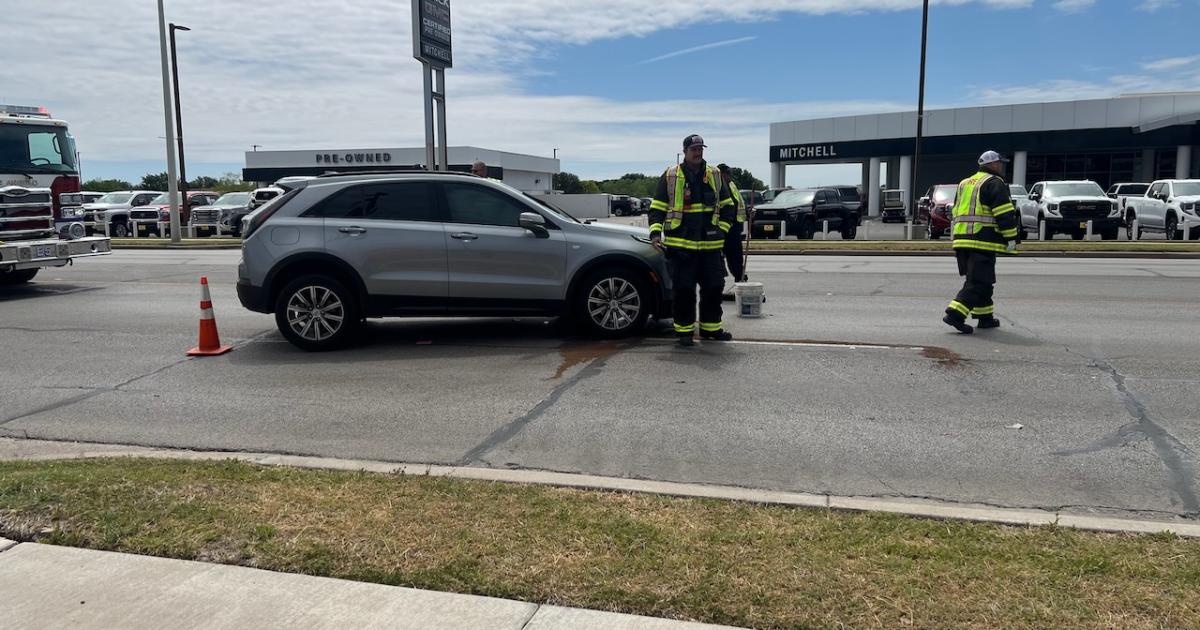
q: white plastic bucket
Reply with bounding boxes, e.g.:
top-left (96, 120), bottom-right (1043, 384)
top-left (733, 282), bottom-right (764, 318)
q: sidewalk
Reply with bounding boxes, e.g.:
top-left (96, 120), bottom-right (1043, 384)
top-left (0, 538), bottom-right (744, 630)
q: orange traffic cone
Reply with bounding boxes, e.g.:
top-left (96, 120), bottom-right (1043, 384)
top-left (187, 276), bottom-right (232, 356)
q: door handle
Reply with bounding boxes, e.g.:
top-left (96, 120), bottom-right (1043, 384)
top-left (338, 226), bottom-right (367, 235)
top-left (451, 232), bottom-right (479, 241)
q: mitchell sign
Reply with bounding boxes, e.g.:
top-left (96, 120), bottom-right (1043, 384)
top-left (412, 0), bottom-right (452, 68)
top-left (775, 144), bottom-right (839, 161)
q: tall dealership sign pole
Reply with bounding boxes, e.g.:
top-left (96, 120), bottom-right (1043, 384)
top-left (157, 0), bottom-right (181, 243)
top-left (911, 0), bottom-right (929, 222)
top-left (413, 0), bottom-right (452, 170)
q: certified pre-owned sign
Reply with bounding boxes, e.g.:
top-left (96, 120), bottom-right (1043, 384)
top-left (412, 0), bottom-right (452, 68)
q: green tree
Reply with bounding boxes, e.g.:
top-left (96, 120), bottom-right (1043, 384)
top-left (553, 172), bottom-right (585, 194)
top-left (139, 172), bottom-right (169, 191)
top-left (581, 180), bottom-right (601, 194)
top-left (725, 167), bottom-right (765, 192)
top-left (212, 172), bottom-right (257, 193)
top-left (81, 178), bottom-right (133, 193)
top-left (188, 176), bottom-right (220, 190)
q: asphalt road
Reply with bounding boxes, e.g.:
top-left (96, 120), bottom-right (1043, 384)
top-left (2, 250), bottom-right (1197, 522)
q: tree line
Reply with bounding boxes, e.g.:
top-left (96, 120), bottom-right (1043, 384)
top-left (82, 172), bottom-right (257, 194)
top-left (553, 168), bottom-right (765, 198)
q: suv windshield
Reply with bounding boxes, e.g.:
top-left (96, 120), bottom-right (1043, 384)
top-left (215, 192), bottom-right (251, 206)
top-left (149, 193), bottom-right (172, 205)
top-left (524, 193), bottom-right (580, 223)
top-left (1009, 185), bottom-right (1029, 197)
top-left (772, 190), bottom-right (816, 206)
top-left (95, 193), bottom-right (133, 204)
top-left (933, 186), bottom-right (957, 203)
top-left (1046, 183), bottom-right (1104, 197)
top-left (1173, 182), bottom-right (1200, 196)
top-left (837, 188), bottom-right (860, 202)
top-left (0, 123), bottom-right (78, 174)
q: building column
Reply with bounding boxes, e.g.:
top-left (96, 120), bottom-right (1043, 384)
top-left (1142, 149), bottom-right (1156, 182)
top-left (1177, 145), bottom-right (1192, 179)
top-left (898, 155), bottom-right (912, 212)
top-left (771, 162), bottom-right (786, 189)
top-left (1013, 151), bottom-right (1028, 187)
top-left (868, 157), bottom-right (881, 217)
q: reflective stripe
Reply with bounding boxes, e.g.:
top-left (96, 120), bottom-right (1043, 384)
top-left (649, 223), bottom-right (664, 233)
top-left (992, 203), bottom-right (1015, 216)
top-left (955, 216), bottom-right (996, 225)
top-left (200, 307), bottom-right (215, 319)
top-left (699, 322), bottom-right (723, 332)
top-left (948, 300), bottom-right (970, 316)
top-left (674, 322), bottom-right (696, 333)
top-left (729, 182), bottom-right (747, 222)
top-left (663, 236), bottom-right (725, 250)
top-left (663, 165), bottom-right (724, 230)
top-left (649, 200), bottom-right (669, 211)
top-left (718, 221), bottom-right (732, 233)
top-left (971, 305), bottom-right (995, 316)
top-left (953, 238), bottom-right (1011, 254)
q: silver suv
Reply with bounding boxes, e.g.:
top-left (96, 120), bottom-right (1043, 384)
top-left (237, 172), bottom-right (672, 351)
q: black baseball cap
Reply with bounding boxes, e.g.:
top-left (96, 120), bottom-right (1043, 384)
top-left (717, 163), bottom-right (731, 173)
top-left (683, 134), bottom-right (706, 150)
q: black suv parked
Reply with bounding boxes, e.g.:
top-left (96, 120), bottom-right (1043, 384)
top-left (750, 187), bottom-right (859, 240)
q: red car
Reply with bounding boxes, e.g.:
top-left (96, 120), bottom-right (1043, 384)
top-left (129, 191), bottom-right (221, 237)
top-left (918, 184), bottom-right (958, 239)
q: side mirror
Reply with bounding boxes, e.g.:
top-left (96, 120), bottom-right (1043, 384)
top-left (919, 196), bottom-right (930, 205)
top-left (519, 212), bottom-right (549, 238)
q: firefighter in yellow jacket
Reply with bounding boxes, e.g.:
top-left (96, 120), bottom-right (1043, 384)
top-left (943, 150), bottom-right (1021, 334)
top-left (649, 135), bottom-right (738, 347)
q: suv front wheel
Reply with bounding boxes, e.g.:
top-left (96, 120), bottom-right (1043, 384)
top-left (274, 275), bottom-right (359, 351)
top-left (574, 268), bottom-right (650, 339)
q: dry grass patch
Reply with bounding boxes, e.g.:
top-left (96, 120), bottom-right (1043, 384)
top-left (1, 458), bottom-right (1198, 629)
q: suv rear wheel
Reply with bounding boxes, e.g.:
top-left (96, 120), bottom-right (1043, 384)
top-left (0, 268), bottom-right (38, 286)
top-left (840, 215), bottom-right (858, 240)
top-left (274, 274), bottom-right (359, 351)
top-left (574, 268), bottom-right (650, 339)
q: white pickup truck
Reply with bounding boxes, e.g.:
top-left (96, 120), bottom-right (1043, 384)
top-left (1021, 180), bottom-right (1121, 240)
top-left (1122, 179), bottom-right (1200, 240)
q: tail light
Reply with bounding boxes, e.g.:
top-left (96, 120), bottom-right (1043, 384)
top-left (50, 175), bottom-right (81, 221)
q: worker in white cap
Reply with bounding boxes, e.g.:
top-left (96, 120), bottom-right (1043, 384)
top-left (942, 150), bottom-right (1021, 334)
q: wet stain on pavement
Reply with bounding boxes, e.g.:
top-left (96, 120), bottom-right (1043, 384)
top-left (921, 346), bottom-right (966, 368)
top-left (549, 340), bottom-right (627, 380)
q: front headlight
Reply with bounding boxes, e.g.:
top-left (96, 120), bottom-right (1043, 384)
top-left (61, 207), bottom-right (82, 218)
top-left (1047, 203), bottom-right (1059, 213)
top-left (1182, 202), bottom-right (1196, 215)
top-left (1110, 201), bottom-right (1120, 216)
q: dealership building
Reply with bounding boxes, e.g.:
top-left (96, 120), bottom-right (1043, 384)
top-left (242, 146), bottom-right (560, 192)
top-left (769, 92), bottom-right (1200, 216)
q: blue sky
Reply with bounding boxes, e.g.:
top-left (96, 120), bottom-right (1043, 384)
top-left (6, 0), bottom-right (1199, 188)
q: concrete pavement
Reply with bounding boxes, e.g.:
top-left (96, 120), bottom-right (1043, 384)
top-left (0, 539), bottom-right (741, 630)
top-left (1, 251), bottom-right (1198, 523)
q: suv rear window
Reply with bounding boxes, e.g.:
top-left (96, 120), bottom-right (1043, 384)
top-left (837, 187), bottom-right (860, 202)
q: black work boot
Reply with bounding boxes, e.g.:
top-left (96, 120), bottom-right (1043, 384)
top-left (976, 316), bottom-right (1000, 329)
top-left (700, 329), bottom-right (733, 342)
top-left (942, 311), bottom-right (974, 334)
top-left (677, 333), bottom-right (696, 348)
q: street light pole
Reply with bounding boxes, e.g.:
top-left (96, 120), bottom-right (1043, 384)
top-left (911, 0), bottom-right (929, 222)
top-left (156, 0), bottom-right (181, 243)
top-left (170, 23), bottom-right (192, 236)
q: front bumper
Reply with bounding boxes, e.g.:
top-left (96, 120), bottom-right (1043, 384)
top-left (1045, 216), bottom-right (1121, 231)
top-left (0, 236), bottom-right (112, 271)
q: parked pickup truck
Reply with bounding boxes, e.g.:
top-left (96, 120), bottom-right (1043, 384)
top-left (750, 187), bottom-right (858, 240)
top-left (1122, 179), bottom-right (1200, 240)
top-left (1107, 182), bottom-right (1149, 221)
top-left (1021, 180), bottom-right (1120, 240)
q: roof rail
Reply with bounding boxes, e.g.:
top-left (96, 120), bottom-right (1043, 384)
top-left (314, 168), bottom-right (474, 179)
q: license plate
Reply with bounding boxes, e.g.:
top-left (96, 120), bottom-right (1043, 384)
top-left (763, 224), bottom-right (775, 232)
top-left (1079, 222), bottom-right (1088, 229)
top-left (34, 245), bottom-right (55, 258)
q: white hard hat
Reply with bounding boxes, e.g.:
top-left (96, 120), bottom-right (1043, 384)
top-left (978, 150), bottom-right (1010, 166)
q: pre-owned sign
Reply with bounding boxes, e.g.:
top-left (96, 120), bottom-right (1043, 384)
top-left (412, 0), bottom-right (452, 68)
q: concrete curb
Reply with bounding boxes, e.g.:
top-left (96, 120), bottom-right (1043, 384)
top-left (3, 437), bottom-right (1197, 538)
top-left (0, 537), bottom-right (16, 553)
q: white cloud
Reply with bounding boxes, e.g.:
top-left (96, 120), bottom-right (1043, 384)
top-left (0, 0), bottom-right (1036, 183)
top-left (636, 37), bottom-right (757, 65)
top-left (1138, 0), bottom-right (1179, 10)
top-left (1141, 55), bottom-right (1200, 71)
top-left (1052, 0), bottom-right (1095, 12)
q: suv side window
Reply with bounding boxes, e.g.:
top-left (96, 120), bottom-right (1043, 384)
top-left (133, 194), bottom-right (156, 206)
top-left (814, 191), bottom-right (827, 204)
top-left (360, 182), bottom-right (438, 221)
top-left (1031, 184), bottom-right (1043, 198)
top-left (1148, 183), bottom-right (1163, 199)
top-left (443, 183), bottom-right (529, 227)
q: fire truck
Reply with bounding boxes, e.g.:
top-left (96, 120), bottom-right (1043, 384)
top-left (1, 104), bottom-right (111, 285)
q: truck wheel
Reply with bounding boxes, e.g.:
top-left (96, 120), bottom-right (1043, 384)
top-left (0, 268), bottom-right (38, 286)
top-left (112, 220), bottom-right (131, 238)
top-left (1126, 213), bottom-right (1140, 240)
top-left (840, 217), bottom-right (858, 240)
top-left (274, 275), bottom-right (359, 351)
top-left (1101, 227), bottom-right (1119, 241)
top-left (573, 267), bottom-right (650, 339)
top-left (1071, 229), bottom-right (1085, 241)
top-left (1165, 215), bottom-right (1180, 240)
top-left (926, 223), bottom-right (940, 240)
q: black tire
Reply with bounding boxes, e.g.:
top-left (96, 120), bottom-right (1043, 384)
top-left (274, 274), bottom-right (360, 351)
top-left (573, 267), bottom-right (651, 339)
top-left (1101, 227), bottom-right (1119, 241)
top-left (1018, 226), bottom-right (1028, 242)
top-left (1126, 213), bottom-right (1140, 241)
top-left (926, 223), bottom-right (940, 240)
top-left (0, 268), bottom-right (38, 286)
top-left (1071, 229), bottom-right (1085, 241)
top-left (840, 216), bottom-right (858, 240)
top-left (1165, 215), bottom-right (1180, 240)
top-left (112, 220), bottom-right (130, 238)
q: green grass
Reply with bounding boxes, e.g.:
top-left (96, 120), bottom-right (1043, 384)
top-left (2, 459), bottom-right (1198, 629)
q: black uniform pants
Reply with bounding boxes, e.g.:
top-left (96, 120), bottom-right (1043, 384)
top-left (948, 249), bottom-right (997, 319)
top-left (666, 248), bottom-right (725, 334)
top-left (724, 221), bottom-right (745, 282)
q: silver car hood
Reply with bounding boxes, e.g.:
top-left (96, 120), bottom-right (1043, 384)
top-left (81, 203), bottom-right (128, 210)
top-left (578, 221), bottom-right (651, 238)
